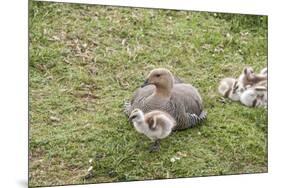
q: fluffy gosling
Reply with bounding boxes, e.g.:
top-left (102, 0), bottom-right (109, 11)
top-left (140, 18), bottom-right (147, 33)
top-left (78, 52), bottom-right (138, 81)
top-left (218, 77), bottom-right (242, 101)
top-left (240, 86), bottom-right (267, 107)
top-left (129, 108), bottom-right (176, 152)
top-left (238, 67), bottom-right (267, 89)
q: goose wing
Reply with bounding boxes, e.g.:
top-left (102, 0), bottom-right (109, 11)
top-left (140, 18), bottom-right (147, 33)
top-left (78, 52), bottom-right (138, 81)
top-left (172, 83), bottom-right (203, 115)
top-left (124, 85), bottom-right (155, 116)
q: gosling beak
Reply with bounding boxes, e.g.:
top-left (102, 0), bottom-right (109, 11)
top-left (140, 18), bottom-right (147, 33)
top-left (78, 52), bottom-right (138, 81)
top-left (141, 79), bottom-right (150, 88)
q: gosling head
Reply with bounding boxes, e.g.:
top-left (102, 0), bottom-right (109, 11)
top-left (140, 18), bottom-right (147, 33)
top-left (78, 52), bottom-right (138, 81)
top-left (241, 67), bottom-right (267, 87)
top-left (129, 108), bottom-right (144, 123)
top-left (238, 67), bottom-right (255, 88)
top-left (141, 68), bottom-right (174, 89)
top-left (243, 67), bottom-right (254, 76)
top-left (242, 67), bottom-right (257, 81)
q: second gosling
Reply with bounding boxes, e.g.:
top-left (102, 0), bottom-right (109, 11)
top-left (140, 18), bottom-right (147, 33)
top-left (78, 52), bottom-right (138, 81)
top-left (218, 77), bottom-right (242, 101)
top-left (129, 109), bottom-right (176, 152)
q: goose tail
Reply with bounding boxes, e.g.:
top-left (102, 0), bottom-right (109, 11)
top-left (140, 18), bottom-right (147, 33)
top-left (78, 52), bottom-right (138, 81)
top-left (187, 111), bottom-right (207, 128)
top-left (174, 111), bottom-right (207, 131)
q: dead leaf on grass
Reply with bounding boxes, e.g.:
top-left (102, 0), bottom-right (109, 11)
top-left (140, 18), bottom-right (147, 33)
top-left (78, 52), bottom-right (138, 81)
top-left (72, 91), bottom-right (100, 99)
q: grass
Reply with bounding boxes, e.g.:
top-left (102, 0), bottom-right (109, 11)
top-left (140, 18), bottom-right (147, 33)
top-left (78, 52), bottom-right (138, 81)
top-left (29, 1), bottom-right (268, 187)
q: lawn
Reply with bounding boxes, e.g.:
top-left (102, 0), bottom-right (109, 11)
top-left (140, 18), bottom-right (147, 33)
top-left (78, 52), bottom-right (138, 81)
top-left (29, 1), bottom-right (268, 187)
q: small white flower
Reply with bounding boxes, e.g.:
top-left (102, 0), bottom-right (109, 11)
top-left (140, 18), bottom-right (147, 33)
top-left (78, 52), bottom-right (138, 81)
top-left (82, 43), bottom-right (87, 48)
top-left (87, 166), bottom-right (93, 172)
top-left (170, 156), bottom-right (181, 163)
top-left (89, 158), bottom-right (93, 164)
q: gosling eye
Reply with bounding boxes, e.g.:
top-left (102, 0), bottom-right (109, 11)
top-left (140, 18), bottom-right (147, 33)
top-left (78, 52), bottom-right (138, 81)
top-left (155, 74), bottom-right (161, 77)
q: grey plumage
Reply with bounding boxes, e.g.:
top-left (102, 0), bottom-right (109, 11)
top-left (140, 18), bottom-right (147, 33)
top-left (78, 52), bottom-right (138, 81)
top-left (124, 68), bottom-right (207, 130)
top-left (129, 109), bottom-right (176, 152)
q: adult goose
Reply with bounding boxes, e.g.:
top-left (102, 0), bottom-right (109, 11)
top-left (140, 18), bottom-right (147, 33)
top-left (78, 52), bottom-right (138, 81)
top-left (124, 68), bottom-right (207, 130)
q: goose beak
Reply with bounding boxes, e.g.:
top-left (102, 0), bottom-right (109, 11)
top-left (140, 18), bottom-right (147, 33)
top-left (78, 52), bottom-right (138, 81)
top-left (141, 79), bottom-right (150, 88)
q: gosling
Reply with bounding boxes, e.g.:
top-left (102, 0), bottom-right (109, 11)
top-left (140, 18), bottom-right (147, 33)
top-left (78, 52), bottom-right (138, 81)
top-left (218, 77), bottom-right (242, 101)
top-left (125, 68), bottom-right (206, 130)
top-left (238, 67), bottom-right (267, 89)
top-left (129, 108), bottom-right (176, 152)
top-left (240, 86), bottom-right (267, 108)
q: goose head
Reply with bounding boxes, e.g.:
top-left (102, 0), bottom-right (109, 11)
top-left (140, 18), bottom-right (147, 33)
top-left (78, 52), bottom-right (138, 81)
top-left (129, 108), bottom-right (144, 122)
top-left (141, 68), bottom-right (174, 91)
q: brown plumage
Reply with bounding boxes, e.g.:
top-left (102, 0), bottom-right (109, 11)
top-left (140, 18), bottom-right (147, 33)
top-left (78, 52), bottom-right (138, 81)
top-left (238, 67), bottom-right (267, 88)
top-left (239, 67), bottom-right (267, 108)
top-left (237, 66), bottom-right (267, 108)
top-left (124, 68), bottom-right (207, 130)
top-left (254, 67), bottom-right (268, 88)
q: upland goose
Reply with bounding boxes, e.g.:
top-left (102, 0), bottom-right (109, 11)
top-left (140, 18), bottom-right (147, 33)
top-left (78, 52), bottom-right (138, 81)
top-left (125, 68), bottom-right (206, 130)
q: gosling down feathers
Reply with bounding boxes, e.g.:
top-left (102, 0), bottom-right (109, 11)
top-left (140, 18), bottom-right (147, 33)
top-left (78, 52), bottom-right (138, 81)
top-left (238, 67), bottom-right (267, 89)
top-left (218, 77), bottom-right (241, 101)
top-left (240, 86), bottom-right (267, 108)
top-left (124, 68), bottom-right (207, 130)
top-left (129, 109), bottom-right (176, 152)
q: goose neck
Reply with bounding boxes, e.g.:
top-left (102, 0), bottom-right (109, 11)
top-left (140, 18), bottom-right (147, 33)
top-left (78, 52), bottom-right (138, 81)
top-left (154, 85), bottom-right (172, 98)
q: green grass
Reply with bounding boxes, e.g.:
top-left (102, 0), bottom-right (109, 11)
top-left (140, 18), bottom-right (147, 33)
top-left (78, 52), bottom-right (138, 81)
top-left (29, 1), bottom-right (268, 187)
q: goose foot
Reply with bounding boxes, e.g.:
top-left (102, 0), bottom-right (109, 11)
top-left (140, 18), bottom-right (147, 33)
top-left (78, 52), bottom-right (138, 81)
top-left (149, 140), bottom-right (160, 152)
